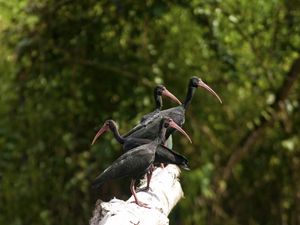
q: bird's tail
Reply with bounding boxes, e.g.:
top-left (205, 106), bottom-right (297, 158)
top-left (91, 174), bottom-right (107, 189)
top-left (180, 161), bottom-right (190, 171)
top-left (156, 144), bottom-right (190, 169)
top-left (91, 180), bottom-right (102, 189)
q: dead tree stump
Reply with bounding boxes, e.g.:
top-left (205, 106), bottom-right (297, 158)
top-left (90, 165), bottom-right (184, 225)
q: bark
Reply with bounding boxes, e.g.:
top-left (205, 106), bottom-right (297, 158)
top-left (90, 165), bottom-right (184, 225)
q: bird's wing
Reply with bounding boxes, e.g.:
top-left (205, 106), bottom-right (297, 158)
top-left (140, 110), bottom-right (157, 123)
top-left (122, 123), bottom-right (146, 138)
top-left (155, 144), bottom-right (189, 170)
top-left (160, 106), bottom-right (185, 126)
top-left (123, 115), bottom-right (162, 139)
top-left (123, 138), bottom-right (152, 152)
top-left (92, 145), bottom-right (155, 188)
top-left (123, 106), bottom-right (184, 139)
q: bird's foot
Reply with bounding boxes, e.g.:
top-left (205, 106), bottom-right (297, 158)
top-left (160, 163), bottom-right (165, 168)
top-left (152, 166), bottom-right (158, 171)
top-left (131, 200), bottom-right (150, 208)
top-left (137, 185), bottom-right (152, 192)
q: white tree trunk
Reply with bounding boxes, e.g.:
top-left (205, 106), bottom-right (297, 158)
top-left (90, 165), bottom-right (184, 225)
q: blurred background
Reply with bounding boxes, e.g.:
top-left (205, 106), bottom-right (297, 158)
top-left (1, 0), bottom-right (300, 225)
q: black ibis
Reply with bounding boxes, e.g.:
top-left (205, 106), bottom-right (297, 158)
top-left (91, 117), bottom-right (191, 207)
top-left (91, 119), bottom-right (191, 190)
top-left (91, 119), bottom-right (191, 151)
top-left (123, 77), bottom-right (222, 141)
top-left (91, 84), bottom-right (181, 149)
top-left (140, 84), bottom-right (181, 123)
top-left (91, 120), bottom-right (152, 151)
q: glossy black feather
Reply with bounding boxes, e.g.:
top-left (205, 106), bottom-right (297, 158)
top-left (122, 77), bottom-right (199, 140)
top-left (154, 144), bottom-right (189, 170)
top-left (92, 118), bottom-right (169, 189)
top-left (92, 142), bottom-right (155, 188)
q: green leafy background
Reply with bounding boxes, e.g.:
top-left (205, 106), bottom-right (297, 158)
top-left (1, 0), bottom-right (300, 224)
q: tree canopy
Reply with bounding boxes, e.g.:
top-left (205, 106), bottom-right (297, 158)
top-left (0, 0), bottom-right (300, 225)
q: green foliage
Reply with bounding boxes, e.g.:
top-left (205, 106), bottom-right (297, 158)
top-left (1, 0), bottom-right (300, 225)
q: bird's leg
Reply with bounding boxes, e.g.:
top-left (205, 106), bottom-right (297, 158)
top-left (138, 165), bottom-right (154, 192)
top-left (159, 141), bottom-right (168, 168)
top-left (130, 179), bottom-right (149, 208)
top-left (145, 164), bottom-right (154, 190)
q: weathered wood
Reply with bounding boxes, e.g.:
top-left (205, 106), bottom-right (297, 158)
top-left (90, 165), bottom-right (184, 225)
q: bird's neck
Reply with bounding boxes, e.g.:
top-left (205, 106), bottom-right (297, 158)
top-left (154, 95), bottom-right (163, 110)
top-left (156, 127), bottom-right (167, 144)
top-left (183, 86), bottom-right (196, 109)
top-left (111, 126), bottom-right (125, 144)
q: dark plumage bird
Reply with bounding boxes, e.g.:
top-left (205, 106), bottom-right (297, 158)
top-left (140, 84), bottom-right (181, 123)
top-left (91, 120), bottom-right (151, 151)
top-left (91, 84), bottom-right (181, 149)
top-left (91, 119), bottom-right (190, 190)
top-left (91, 119), bottom-right (191, 151)
top-left (92, 120), bottom-right (192, 190)
top-left (123, 77), bottom-right (222, 141)
top-left (91, 117), bottom-right (191, 207)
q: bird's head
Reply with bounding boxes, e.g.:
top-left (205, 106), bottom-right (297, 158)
top-left (161, 117), bottom-right (192, 143)
top-left (91, 119), bottom-right (118, 145)
top-left (154, 85), bottom-right (181, 105)
top-left (189, 76), bottom-right (222, 103)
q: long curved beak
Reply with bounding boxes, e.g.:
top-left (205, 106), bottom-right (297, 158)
top-left (198, 80), bottom-right (222, 104)
top-left (162, 89), bottom-right (182, 105)
top-left (169, 120), bottom-right (192, 143)
top-left (91, 124), bottom-right (109, 145)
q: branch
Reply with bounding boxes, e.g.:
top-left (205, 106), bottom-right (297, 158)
top-left (90, 165), bottom-right (184, 225)
top-left (216, 56), bottom-right (300, 194)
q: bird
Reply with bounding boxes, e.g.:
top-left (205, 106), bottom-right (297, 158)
top-left (122, 77), bottom-right (222, 141)
top-left (91, 119), bottom-right (191, 189)
top-left (140, 84), bottom-right (181, 123)
top-left (91, 120), bottom-right (151, 151)
top-left (91, 117), bottom-right (191, 207)
top-left (91, 84), bottom-right (181, 149)
top-left (91, 119), bottom-right (191, 190)
top-left (91, 119), bottom-right (191, 151)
